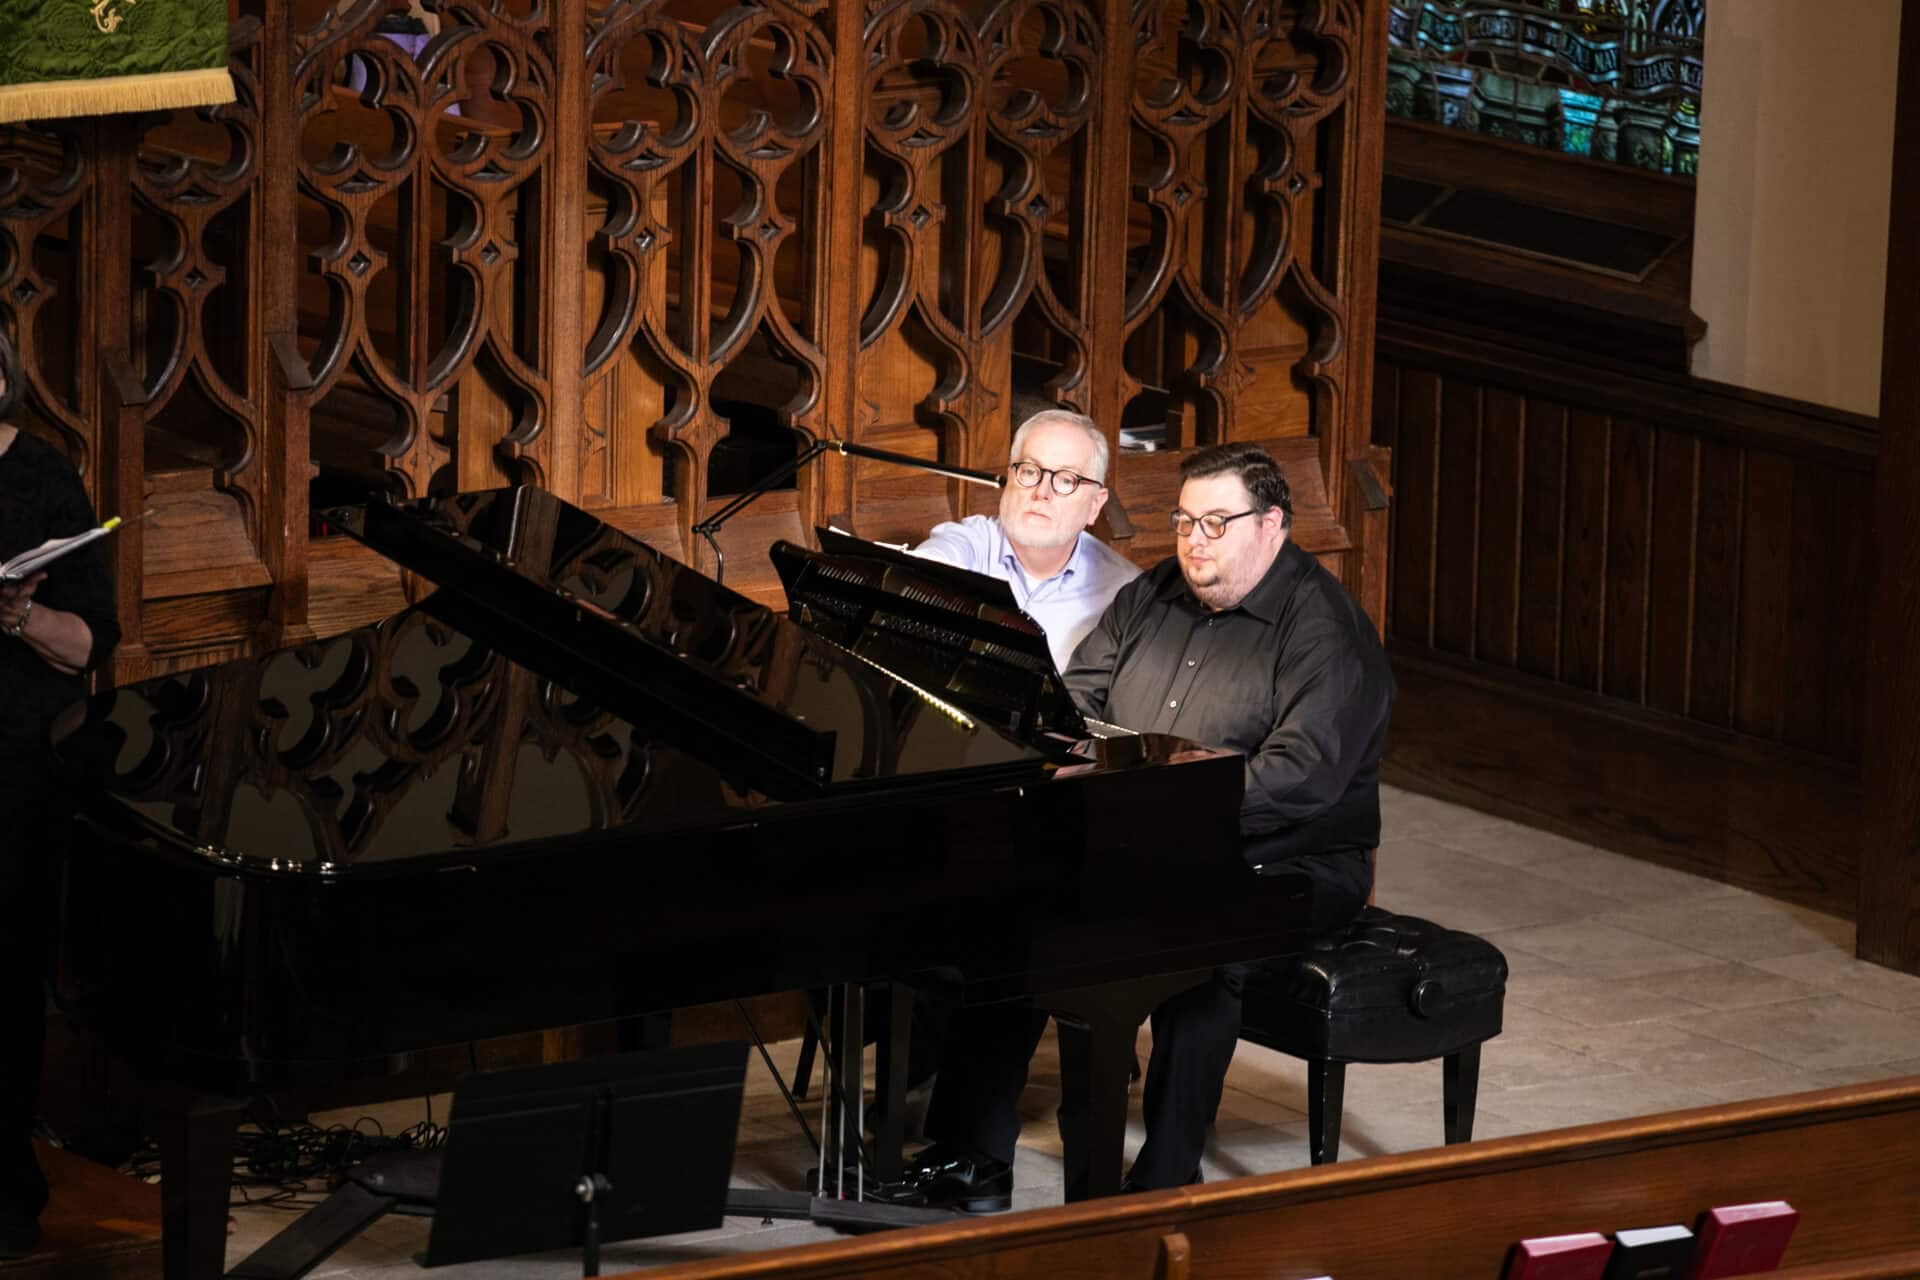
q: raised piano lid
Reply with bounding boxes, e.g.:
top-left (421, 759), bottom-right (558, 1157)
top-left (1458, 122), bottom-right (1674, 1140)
top-left (47, 490), bottom-right (1088, 874)
top-left (48, 599), bottom-right (1068, 874)
top-left (322, 486), bottom-right (1073, 796)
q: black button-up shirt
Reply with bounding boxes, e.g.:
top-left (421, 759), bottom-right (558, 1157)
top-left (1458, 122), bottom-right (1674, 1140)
top-left (1063, 539), bottom-right (1394, 862)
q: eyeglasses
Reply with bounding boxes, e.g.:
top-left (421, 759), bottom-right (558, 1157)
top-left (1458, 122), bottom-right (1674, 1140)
top-left (1010, 460), bottom-right (1104, 496)
top-left (1170, 509), bottom-right (1259, 539)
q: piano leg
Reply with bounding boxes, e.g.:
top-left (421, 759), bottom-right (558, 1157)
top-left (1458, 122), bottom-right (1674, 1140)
top-left (1040, 969), bottom-right (1215, 1204)
top-left (1055, 1017), bottom-right (1134, 1201)
top-left (825, 984), bottom-right (862, 1193)
top-left (869, 982), bottom-right (914, 1182)
top-left (148, 1093), bottom-right (245, 1280)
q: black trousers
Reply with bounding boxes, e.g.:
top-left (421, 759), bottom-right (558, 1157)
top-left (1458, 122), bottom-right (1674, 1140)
top-left (921, 847), bottom-right (1373, 1192)
top-left (0, 750), bottom-right (60, 1221)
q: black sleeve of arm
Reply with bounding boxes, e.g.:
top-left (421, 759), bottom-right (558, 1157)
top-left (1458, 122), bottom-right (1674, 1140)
top-left (33, 467), bottom-right (121, 672)
top-left (1061, 578), bottom-right (1138, 720)
top-left (1240, 620), bottom-right (1391, 836)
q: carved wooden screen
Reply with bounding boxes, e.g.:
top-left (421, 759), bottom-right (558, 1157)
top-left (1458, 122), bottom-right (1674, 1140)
top-left (0, 0), bottom-right (1387, 679)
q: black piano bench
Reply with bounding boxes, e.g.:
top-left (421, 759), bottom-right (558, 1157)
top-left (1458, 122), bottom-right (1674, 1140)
top-left (1238, 906), bottom-right (1508, 1165)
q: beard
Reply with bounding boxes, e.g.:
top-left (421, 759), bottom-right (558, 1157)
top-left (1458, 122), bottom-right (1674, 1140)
top-left (1004, 503), bottom-right (1082, 551)
top-left (1187, 580), bottom-right (1242, 610)
top-left (1180, 550), bottom-right (1246, 610)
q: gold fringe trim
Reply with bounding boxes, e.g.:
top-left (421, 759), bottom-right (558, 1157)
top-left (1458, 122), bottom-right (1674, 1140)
top-left (0, 67), bottom-right (234, 126)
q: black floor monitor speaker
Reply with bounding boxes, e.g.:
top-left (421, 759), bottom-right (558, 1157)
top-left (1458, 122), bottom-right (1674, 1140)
top-left (424, 1041), bottom-right (748, 1271)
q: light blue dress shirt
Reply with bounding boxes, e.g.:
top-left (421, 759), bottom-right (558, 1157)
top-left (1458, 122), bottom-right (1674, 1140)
top-left (911, 514), bottom-right (1141, 672)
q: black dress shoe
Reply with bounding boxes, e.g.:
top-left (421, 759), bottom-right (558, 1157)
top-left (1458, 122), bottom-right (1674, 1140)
top-left (872, 1144), bottom-right (1012, 1213)
top-left (1119, 1166), bottom-right (1204, 1194)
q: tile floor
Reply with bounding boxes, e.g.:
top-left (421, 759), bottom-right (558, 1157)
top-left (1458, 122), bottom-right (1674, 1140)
top-left (216, 785), bottom-right (1920, 1277)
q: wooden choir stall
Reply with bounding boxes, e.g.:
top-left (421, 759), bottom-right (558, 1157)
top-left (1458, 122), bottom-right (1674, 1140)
top-left (11, 0), bottom-right (1913, 1278)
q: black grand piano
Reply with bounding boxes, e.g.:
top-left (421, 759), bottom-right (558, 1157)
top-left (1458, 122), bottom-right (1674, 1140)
top-left (48, 487), bottom-right (1313, 1278)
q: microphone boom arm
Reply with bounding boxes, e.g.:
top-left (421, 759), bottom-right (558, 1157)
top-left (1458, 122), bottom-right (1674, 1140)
top-left (692, 435), bottom-right (1005, 584)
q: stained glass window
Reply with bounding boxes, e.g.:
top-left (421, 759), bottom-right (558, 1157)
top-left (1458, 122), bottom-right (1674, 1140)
top-left (1386, 0), bottom-right (1705, 177)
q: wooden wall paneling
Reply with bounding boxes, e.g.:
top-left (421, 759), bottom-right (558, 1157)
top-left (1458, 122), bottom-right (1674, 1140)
top-left (1824, 469), bottom-right (1871, 761)
top-left (1343, 444), bottom-right (1391, 635)
top-left (1860, 0), bottom-right (1920, 972)
top-left (1388, 363), bottom-right (1438, 646)
top-left (1430, 376), bottom-right (1478, 656)
top-left (1372, 346), bottom-right (1882, 914)
top-left (1329, 0), bottom-right (1392, 613)
top-left (1514, 396), bottom-right (1565, 681)
top-left (1377, 320), bottom-right (1880, 474)
top-left (1601, 415), bottom-right (1651, 703)
top-left (1384, 652), bottom-right (1864, 914)
top-left (1685, 438), bottom-right (1741, 728)
top-left (1373, 304), bottom-right (1882, 914)
top-left (1370, 356), bottom-right (1399, 452)
top-left (1473, 385), bottom-right (1522, 668)
top-left (1782, 465), bottom-right (1841, 756)
top-left (1558, 408), bottom-right (1609, 693)
top-left (1732, 450), bottom-right (1793, 741)
top-left (1643, 429), bottom-right (1697, 719)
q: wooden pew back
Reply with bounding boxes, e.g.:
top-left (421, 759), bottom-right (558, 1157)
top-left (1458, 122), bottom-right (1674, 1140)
top-left (628, 1078), bottom-right (1920, 1280)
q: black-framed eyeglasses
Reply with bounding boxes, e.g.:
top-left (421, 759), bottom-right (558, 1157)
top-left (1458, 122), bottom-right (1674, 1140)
top-left (1170, 509), bottom-right (1259, 539)
top-left (1010, 460), bottom-right (1104, 496)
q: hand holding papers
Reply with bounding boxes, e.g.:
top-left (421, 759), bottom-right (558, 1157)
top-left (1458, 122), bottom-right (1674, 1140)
top-left (1, 513), bottom-right (133, 583)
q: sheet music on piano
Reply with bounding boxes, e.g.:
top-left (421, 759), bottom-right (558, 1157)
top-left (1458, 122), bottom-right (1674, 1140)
top-left (799, 527), bottom-right (1141, 742)
top-left (772, 527), bottom-right (1097, 743)
top-left (791, 529), bottom-right (1144, 744)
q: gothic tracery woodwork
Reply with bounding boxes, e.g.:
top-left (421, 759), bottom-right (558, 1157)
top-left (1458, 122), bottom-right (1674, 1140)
top-left (0, 0), bottom-right (1388, 676)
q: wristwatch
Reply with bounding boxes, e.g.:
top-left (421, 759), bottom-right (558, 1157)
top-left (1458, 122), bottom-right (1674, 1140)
top-left (3, 598), bottom-right (30, 638)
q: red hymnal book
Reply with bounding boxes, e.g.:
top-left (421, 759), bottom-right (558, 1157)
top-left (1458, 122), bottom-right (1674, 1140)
top-left (1505, 1232), bottom-right (1615, 1280)
top-left (1687, 1201), bottom-right (1799, 1279)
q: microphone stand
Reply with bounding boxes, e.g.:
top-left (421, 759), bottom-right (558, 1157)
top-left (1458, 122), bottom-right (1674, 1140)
top-left (691, 435), bottom-right (1005, 583)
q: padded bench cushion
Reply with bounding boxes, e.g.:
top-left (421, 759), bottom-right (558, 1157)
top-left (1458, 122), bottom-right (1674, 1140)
top-left (1240, 906), bottom-right (1508, 1064)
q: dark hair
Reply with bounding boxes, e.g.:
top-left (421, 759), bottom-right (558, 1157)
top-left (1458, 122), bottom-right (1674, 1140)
top-left (0, 329), bottom-right (18, 421)
top-left (1179, 442), bottom-right (1292, 526)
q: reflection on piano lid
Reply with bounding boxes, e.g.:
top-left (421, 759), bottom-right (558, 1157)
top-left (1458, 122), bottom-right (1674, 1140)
top-left (49, 487), bottom-right (1096, 873)
top-left (318, 488), bottom-right (1075, 799)
top-left (771, 529), bottom-right (1088, 742)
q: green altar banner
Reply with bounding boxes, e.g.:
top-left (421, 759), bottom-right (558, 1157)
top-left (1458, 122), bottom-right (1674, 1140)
top-left (0, 0), bottom-right (233, 125)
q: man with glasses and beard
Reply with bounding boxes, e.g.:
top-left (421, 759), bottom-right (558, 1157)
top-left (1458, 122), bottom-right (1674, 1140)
top-left (911, 408), bottom-right (1139, 672)
top-left (881, 441), bottom-right (1393, 1212)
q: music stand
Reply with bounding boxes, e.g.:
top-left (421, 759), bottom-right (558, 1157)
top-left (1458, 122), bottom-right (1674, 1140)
top-left (424, 1042), bottom-right (747, 1274)
top-left (810, 525), bottom-right (1022, 610)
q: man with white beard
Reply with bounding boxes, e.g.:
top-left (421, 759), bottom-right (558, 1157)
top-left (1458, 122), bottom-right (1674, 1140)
top-left (911, 409), bottom-right (1139, 672)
